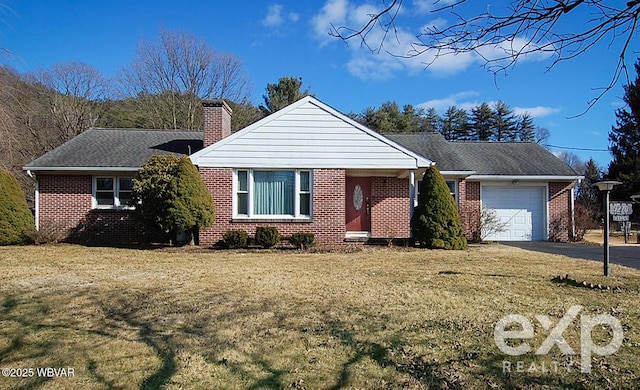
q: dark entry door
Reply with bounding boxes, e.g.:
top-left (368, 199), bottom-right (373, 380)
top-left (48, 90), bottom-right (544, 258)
top-left (345, 177), bottom-right (371, 232)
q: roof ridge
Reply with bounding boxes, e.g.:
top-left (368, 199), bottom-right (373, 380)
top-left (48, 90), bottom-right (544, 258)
top-left (89, 127), bottom-right (203, 133)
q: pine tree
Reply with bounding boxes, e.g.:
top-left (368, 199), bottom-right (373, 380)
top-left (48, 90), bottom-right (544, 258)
top-left (576, 158), bottom-right (602, 207)
top-left (260, 76), bottom-right (311, 116)
top-left (422, 107), bottom-right (441, 133)
top-left (609, 59), bottom-right (640, 199)
top-left (411, 167), bottom-right (467, 250)
top-left (470, 102), bottom-right (494, 141)
top-left (441, 106), bottom-right (470, 140)
top-left (492, 100), bottom-right (517, 141)
top-left (516, 113), bottom-right (536, 142)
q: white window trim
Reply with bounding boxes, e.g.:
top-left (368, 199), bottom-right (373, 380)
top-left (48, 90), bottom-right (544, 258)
top-left (233, 169), bottom-right (313, 219)
top-left (446, 180), bottom-right (458, 204)
top-left (415, 179), bottom-right (458, 205)
top-left (92, 176), bottom-right (135, 210)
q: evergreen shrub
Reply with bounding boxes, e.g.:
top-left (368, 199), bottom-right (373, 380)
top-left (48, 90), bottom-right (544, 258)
top-left (0, 169), bottom-right (34, 245)
top-left (255, 226), bottom-right (280, 249)
top-left (411, 167), bottom-right (467, 250)
top-left (223, 229), bottom-right (249, 249)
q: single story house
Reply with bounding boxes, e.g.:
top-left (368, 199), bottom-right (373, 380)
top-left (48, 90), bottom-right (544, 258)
top-left (24, 96), bottom-right (581, 245)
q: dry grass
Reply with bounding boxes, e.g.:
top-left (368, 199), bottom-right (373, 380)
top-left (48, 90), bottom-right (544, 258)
top-left (583, 229), bottom-right (640, 246)
top-left (0, 244), bottom-right (639, 389)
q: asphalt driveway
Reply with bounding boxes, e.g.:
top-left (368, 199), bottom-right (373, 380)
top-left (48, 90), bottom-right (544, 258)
top-left (503, 241), bottom-right (640, 271)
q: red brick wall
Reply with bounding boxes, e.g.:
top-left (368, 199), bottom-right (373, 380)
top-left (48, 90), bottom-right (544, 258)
top-left (199, 168), bottom-right (346, 246)
top-left (370, 176), bottom-right (410, 238)
top-left (548, 181), bottom-right (574, 242)
top-left (203, 100), bottom-right (232, 147)
top-left (39, 174), bottom-right (93, 231)
top-left (37, 174), bottom-right (167, 244)
top-left (458, 180), bottom-right (481, 241)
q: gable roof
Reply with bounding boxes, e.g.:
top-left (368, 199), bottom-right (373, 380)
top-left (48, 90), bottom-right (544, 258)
top-left (190, 96), bottom-right (433, 170)
top-left (25, 128), bottom-right (203, 172)
top-left (387, 132), bottom-right (580, 178)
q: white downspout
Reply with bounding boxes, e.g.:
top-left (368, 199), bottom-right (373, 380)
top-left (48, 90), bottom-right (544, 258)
top-left (409, 170), bottom-right (416, 218)
top-left (27, 170), bottom-right (39, 231)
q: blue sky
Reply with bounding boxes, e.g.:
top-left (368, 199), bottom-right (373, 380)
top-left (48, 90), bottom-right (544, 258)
top-left (1, 0), bottom-right (636, 170)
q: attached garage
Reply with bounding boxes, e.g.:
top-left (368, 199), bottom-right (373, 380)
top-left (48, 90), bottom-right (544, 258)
top-left (482, 186), bottom-right (546, 241)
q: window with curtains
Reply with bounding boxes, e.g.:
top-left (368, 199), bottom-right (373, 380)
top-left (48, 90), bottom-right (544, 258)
top-left (235, 170), bottom-right (312, 218)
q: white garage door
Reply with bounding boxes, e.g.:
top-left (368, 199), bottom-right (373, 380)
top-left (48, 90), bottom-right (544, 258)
top-left (482, 187), bottom-right (545, 241)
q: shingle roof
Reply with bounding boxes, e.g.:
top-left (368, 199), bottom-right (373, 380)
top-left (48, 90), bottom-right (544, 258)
top-left (25, 128), bottom-right (203, 170)
top-left (387, 132), bottom-right (579, 176)
top-left (25, 127), bottom-right (579, 177)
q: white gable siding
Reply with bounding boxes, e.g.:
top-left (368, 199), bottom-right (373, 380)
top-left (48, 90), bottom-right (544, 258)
top-left (192, 98), bottom-right (431, 169)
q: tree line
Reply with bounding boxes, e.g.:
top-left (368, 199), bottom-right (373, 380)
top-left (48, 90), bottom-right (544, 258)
top-left (350, 100), bottom-right (548, 143)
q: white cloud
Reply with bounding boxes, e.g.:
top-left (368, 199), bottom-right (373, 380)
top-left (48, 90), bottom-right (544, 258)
top-left (263, 4), bottom-right (300, 27)
top-left (263, 4), bottom-right (284, 27)
top-left (513, 106), bottom-right (561, 118)
top-left (417, 91), bottom-right (479, 111)
top-left (312, 0), bottom-right (349, 45)
top-left (311, 0), bottom-right (551, 80)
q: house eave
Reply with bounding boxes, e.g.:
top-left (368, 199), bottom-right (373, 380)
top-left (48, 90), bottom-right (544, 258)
top-left (23, 166), bottom-right (140, 174)
top-left (466, 175), bottom-right (584, 182)
top-left (440, 170), bottom-right (476, 178)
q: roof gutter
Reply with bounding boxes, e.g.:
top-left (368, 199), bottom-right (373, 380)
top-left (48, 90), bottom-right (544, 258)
top-left (440, 170), bottom-right (476, 178)
top-left (23, 166), bottom-right (140, 172)
top-left (466, 175), bottom-right (584, 181)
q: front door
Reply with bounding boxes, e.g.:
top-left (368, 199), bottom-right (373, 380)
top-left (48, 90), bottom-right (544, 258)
top-left (346, 177), bottom-right (371, 232)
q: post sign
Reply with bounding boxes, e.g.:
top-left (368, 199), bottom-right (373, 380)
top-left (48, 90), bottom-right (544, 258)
top-left (609, 202), bottom-right (633, 216)
top-left (612, 215), bottom-right (629, 222)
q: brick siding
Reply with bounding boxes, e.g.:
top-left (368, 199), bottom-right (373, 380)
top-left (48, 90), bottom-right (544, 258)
top-left (458, 180), bottom-right (482, 241)
top-left (37, 174), bottom-right (167, 244)
top-left (370, 176), bottom-right (411, 238)
top-left (548, 182), bottom-right (574, 242)
top-left (199, 168), bottom-right (347, 246)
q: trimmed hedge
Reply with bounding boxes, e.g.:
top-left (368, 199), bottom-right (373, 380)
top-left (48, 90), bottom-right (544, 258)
top-left (223, 229), bottom-right (248, 249)
top-left (0, 169), bottom-right (34, 245)
top-left (290, 232), bottom-right (316, 249)
top-left (255, 226), bottom-right (280, 249)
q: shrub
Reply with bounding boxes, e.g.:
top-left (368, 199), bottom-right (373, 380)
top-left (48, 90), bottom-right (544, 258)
top-left (411, 167), bottom-right (467, 250)
top-left (573, 203), bottom-right (600, 241)
top-left (255, 226), bottom-right (280, 249)
top-left (290, 232), bottom-right (316, 249)
top-left (223, 229), bottom-right (249, 249)
top-left (132, 155), bottom-right (215, 245)
top-left (25, 220), bottom-right (68, 244)
top-left (0, 169), bottom-right (34, 245)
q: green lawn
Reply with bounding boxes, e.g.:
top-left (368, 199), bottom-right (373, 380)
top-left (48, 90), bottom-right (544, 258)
top-left (0, 244), bottom-right (638, 389)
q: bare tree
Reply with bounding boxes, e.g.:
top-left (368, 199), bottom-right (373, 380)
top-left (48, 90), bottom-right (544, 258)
top-left (535, 127), bottom-right (551, 146)
top-left (120, 28), bottom-right (252, 130)
top-left (31, 62), bottom-right (110, 141)
top-left (556, 150), bottom-right (585, 172)
top-left (330, 1), bottom-right (640, 110)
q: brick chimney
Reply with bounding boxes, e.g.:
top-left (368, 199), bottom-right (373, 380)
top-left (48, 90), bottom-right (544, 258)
top-left (203, 100), bottom-right (233, 147)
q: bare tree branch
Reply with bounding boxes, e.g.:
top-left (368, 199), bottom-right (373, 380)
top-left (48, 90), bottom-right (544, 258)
top-left (330, 1), bottom-right (640, 110)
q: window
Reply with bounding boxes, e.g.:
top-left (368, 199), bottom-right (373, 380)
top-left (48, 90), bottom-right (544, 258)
top-left (93, 177), bottom-right (134, 209)
top-left (235, 170), bottom-right (312, 218)
top-left (446, 180), bottom-right (458, 203)
top-left (415, 179), bottom-right (458, 204)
